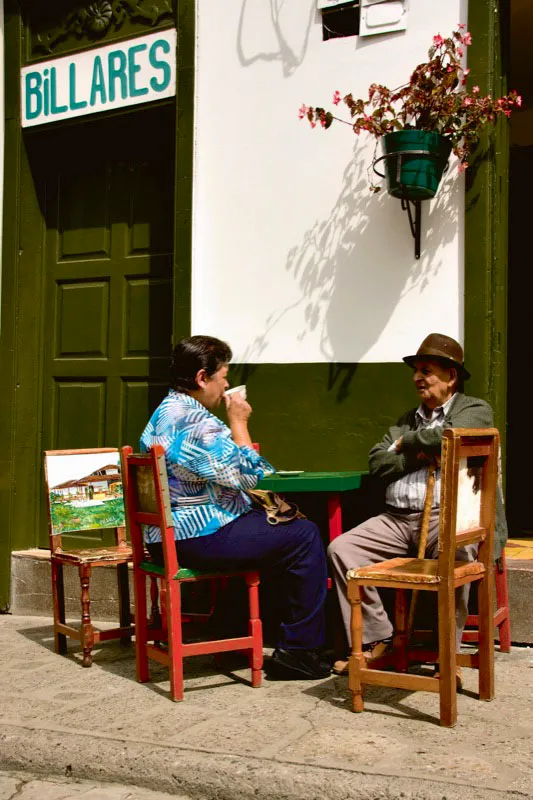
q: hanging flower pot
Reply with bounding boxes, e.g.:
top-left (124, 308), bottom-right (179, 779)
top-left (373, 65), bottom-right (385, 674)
top-left (379, 130), bottom-right (452, 201)
top-left (300, 27), bottom-right (521, 255)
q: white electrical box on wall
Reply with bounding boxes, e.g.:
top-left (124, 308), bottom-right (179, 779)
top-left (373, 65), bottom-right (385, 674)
top-left (316, 0), bottom-right (356, 10)
top-left (360, 0), bottom-right (409, 36)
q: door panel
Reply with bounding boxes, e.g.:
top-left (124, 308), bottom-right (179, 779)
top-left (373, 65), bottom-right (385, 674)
top-left (36, 104), bottom-right (175, 546)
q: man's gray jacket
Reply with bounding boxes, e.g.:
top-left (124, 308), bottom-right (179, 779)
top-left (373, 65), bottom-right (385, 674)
top-left (368, 392), bottom-right (508, 559)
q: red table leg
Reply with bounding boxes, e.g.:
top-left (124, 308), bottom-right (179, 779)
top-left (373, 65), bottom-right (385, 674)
top-left (327, 493), bottom-right (343, 590)
top-left (327, 492), bottom-right (347, 653)
top-left (327, 493), bottom-right (343, 542)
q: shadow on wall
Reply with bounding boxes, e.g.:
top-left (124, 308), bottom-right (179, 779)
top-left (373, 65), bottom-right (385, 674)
top-left (239, 145), bottom-right (460, 364)
top-left (236, 0), bottom-right (316, 76)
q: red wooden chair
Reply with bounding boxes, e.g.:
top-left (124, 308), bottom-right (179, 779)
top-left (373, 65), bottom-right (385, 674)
top-left (43, 448), bottom-right (133, 667)
top-left (462, 552), bottom-right (511, 651)
top-left (121, 445), bottom-right (263, 701)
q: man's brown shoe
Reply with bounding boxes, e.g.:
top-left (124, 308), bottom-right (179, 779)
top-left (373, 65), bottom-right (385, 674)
top-left (332, 658), bottom-right (349, 676)
top-left (434, 666), bottom-right (464, 691)
top-left (332, 638), bottom-right (392, 676)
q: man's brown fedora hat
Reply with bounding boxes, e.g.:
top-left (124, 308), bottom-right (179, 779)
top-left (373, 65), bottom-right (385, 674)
top-left (403, 333), bottom-right (470, 379)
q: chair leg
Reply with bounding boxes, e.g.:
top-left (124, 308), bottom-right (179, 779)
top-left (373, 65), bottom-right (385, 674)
top-left (393, 589), bottom-right (408, 673)
top-left (134, 571), bottom-right (150, 684)
top-left (79, 563), bottom-right (94, 668)
top-left (149, 576), bottom-right (161, 627)
top-left (117, 562), bottom-right (132, 646)
top-left (51, 560), bottom-right (68, 655)
top-left (496, 555), bottom-right (511, 653)
top-left (246, 573), bottom-right (263, 687)
top-left (160, 585), bottom-right (168, 634)
top-left (348, 586), bottom-right (365, 713)
top-left (437, 585), bottom-right (457, 727)
top-left (478, 571), bottom-right (495, 701)
top-left (166, 581), bottom-right (184, 702)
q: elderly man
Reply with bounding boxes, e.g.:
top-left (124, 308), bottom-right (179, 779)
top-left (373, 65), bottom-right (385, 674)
top-left (328, 333), bottom-right (507, 677)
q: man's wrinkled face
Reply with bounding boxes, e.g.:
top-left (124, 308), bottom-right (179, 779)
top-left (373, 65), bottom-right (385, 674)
top-left (412, 358), bottom-right (457, 410)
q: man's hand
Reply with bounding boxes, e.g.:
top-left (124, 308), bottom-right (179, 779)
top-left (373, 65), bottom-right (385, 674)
top-left (395, 437), bottom-right (440, 465)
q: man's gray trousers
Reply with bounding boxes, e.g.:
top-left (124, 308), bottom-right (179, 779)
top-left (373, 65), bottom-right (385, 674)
top-left (327, 508), bottom-right (477, 652)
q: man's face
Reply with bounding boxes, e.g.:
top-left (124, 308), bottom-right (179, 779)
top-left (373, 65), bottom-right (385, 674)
top-left (199, 364), bottom-right (230, 410)
top-left (412, 358), bottom-right (457, 410)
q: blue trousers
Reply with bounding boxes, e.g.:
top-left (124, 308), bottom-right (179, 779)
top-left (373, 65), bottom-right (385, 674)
top-left (148, 509), bottom-right (327, 651)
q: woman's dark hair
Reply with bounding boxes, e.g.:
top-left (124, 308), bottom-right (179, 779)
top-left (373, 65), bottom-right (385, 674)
top-left (169, 336), bottom-right (232, 392)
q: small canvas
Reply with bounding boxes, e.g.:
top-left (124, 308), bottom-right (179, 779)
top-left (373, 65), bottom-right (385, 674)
top-left (44, 450), bottom-right (125, 535)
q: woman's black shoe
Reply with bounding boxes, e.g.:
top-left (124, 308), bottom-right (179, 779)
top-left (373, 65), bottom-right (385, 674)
top-left (265, 648), bottom-right (331, 680)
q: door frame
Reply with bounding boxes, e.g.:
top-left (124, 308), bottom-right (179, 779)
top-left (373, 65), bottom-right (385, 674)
top-left (466, 0), bottom-right (510, 445)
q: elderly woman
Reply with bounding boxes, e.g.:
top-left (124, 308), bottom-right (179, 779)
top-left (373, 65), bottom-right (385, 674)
top-left (140, 335), bottom-right (330, 680)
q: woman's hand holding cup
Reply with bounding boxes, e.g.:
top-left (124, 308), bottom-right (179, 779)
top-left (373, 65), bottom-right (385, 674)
top-left (225, 391), bottom-right (252, 422)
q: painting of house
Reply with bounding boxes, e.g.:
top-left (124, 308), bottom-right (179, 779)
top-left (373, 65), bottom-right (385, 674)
top-left (52, 465), bottom-right (122, 504)
top-left (45, 451), bottom-right (126, 535)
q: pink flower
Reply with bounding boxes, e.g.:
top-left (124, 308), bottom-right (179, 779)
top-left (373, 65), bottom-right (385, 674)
top-left (515, 94), bottom-right (523, 107)
top-left (458, 23), bottom-right (466, 30)
top-left (332, 91), bottom-right (342, 106)
top-left (457, 47), bottom-right (464, 57)
top-left (458, 162), bottom-right (469, 173)
top-left (310, 121), bottom-right (316, 129)
top-left (320, 116), bottom-right (327, 127)
top-left (298, 104), bottom-right (308, 120)
top-left (472, 85), bottom-right (480, 93)
top-left (463, 67), bottom-right (470, 77)
top-left (433, 34), bottom-right (444, 47)
top-left (462, 32), bottom-right (472, 45)
top-left (504, 110), bottom-right (511, 118)
top-left (463, 97), bottom-right (473, 106)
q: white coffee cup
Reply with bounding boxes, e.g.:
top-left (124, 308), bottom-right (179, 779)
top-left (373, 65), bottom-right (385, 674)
top-left (225, 384), bottom-right (247, 400)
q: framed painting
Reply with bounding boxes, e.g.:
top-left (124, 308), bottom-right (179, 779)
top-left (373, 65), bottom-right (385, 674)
top-left (44, 448), bottom-right (126, 536)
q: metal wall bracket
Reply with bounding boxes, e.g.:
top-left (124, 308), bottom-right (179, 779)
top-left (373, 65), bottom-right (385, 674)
top-left (373, 148), bottom-right (434, 260)
top-left (401, 197), bottom-right (422, 259)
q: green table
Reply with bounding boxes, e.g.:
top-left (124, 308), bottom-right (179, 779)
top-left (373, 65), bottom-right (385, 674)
top-left (258, 471), bottom-right (367, 542)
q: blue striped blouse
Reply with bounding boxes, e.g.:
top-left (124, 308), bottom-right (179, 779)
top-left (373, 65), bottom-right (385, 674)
top-left (139, 390), bottom-right (275, 543)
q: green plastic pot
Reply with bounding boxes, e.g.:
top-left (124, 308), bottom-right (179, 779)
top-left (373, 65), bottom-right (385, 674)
top-left (380, 130), bottom-right (452, 201)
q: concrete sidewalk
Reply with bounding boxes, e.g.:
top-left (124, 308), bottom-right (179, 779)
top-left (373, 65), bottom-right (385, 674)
top-left (1, 615), bottom-right (532, 800)
top-left (0, 770), bottom-right (192, 799)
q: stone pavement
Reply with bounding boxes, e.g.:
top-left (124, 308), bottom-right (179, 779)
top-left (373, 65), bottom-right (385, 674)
top-left (0, 770), bottom-right (191, 799)
top-left (1, 615), bottom-right (533, 800)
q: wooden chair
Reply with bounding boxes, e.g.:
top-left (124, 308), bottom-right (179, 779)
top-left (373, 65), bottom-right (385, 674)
top-left (43, 448), bottom-right (133, 667)
top-left (121, 444), bottom-right (263, 701)
top-left (347, 428), bottom-right (499, 727)
top-left (462, 552), bottom-right (511, 651)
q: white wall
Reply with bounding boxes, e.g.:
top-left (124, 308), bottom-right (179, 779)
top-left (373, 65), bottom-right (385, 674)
top-left (192, 0), bottom-right (466, 363)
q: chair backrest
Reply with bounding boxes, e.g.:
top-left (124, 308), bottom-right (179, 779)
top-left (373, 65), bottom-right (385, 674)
top-left (438, 428), bottom-right (499, 579)
top-left (43, 447), bottom-right (127, 553)
top-left (121, 445), bottom-right (179, 578)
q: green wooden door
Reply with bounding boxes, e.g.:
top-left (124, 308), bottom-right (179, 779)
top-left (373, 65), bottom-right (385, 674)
top-left (35, 104), bottom-right (175, 547)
